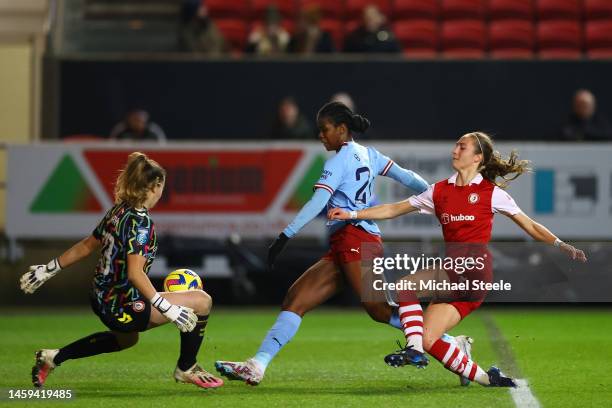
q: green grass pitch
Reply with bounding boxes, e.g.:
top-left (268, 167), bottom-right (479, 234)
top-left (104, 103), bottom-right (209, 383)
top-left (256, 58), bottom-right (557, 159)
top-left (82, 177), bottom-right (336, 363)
top-left (0, 308), bottom-right (610, 407)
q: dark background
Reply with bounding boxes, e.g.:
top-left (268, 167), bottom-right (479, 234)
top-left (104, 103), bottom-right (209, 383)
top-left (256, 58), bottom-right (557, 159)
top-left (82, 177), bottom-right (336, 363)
top-left (50, 58), bottom-right (612, 141)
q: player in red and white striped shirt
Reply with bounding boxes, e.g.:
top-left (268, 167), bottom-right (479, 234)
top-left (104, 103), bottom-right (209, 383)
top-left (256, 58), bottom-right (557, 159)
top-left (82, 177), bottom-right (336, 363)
top-left (329, 132), bottom-right (587, 387)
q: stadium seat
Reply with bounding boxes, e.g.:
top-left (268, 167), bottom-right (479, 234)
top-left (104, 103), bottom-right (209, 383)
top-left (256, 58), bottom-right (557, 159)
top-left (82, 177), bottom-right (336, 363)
top-left (537, 20), bottom-right (583, 58)
top-left (489, 20), bottom-right (535, 58)
top-left (320, 19), bottom-right (344, 50)
top-left (298, 0), bottom-right (345, 19)
top-left (440, 20), bottom-right (487, 58)
top-left (393, 20), bottom-right (439, 57)
top-left (215, 19), bottom-right (249, 52)
top-left (489, 0), bottom-right (535, 21)
top-left (440, 0), bottom-right (486, 20)
top-left (344, 19), bottom-right (362, 35)
top-left (346, 0), bottom-right (392, 21)
top-left (585, 20), bottom-right (612, 58)
top-left (252, 0), bottom-right (298, 20)
top-left (585, 0), bottom-right (612, 20)
top-left (536, 0), bottom-right (582, 21)
top-left (392, 0), bottom-right (439, 21)
top-left (251, 19), bottom-right (295, 34)
top-left (206, 0), bottom-right (251, 20)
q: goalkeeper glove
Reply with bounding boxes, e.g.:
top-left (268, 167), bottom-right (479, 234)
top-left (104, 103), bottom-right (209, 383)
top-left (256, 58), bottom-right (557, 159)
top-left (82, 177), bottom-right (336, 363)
top-left (20, 258), bottom-right (62, 294)
top-left (151, 293), bottom-right (198, 332)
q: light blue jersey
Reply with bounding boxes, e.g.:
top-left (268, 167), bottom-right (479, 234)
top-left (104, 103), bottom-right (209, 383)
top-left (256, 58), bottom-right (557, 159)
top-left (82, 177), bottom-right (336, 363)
top-left (283, 141), bottom-right (428, 238)
top-left (314, 141), bottom-right (395, 235)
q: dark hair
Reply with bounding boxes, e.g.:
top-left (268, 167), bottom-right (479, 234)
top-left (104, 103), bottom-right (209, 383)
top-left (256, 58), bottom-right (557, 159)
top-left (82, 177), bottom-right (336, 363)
top-left (317, 101), bottom-right (370, 134)
top-left (467, 132), bottom-right (530, 188)
top-left (114, 152), bottom-right (166, 207)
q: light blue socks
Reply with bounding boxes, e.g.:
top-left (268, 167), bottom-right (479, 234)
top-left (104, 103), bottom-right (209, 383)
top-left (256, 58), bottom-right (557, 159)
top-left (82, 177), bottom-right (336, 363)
top-left (388, 308), bottom-right (403, 330)
top-left (253, 310), bottom-right (302, 371)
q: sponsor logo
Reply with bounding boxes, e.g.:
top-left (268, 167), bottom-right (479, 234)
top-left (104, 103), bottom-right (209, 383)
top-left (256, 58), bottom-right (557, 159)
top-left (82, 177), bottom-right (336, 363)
top-left (350, 248), bottom-right (360, 253)
top-left (320, 170), bottom-right (333, 180)
top-left (132, 300), bottom-right (145, 313)
top-left (468, 193), bottom-right (479, 204)
top-left (440, 213), bottom-right (475, 224)
top-left (117, 312), bottom-right (133, 324)
top-left (354, 154), bottom-right (361, 161)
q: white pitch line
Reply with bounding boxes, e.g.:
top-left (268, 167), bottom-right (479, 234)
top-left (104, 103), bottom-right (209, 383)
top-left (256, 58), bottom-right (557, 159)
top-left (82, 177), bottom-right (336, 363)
top-left (510, 379), bottom-right (541, 408)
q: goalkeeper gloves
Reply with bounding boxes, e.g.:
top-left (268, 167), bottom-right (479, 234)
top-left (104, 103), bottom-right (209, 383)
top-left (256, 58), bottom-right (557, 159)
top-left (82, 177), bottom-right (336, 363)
top-left (20, 258), bottom-right (62, 294)
top-left (151, 293), bottom-right (197, 332)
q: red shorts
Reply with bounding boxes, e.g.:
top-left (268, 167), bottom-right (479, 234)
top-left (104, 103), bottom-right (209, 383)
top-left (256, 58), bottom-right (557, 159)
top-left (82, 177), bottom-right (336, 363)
top-left (444, 245), bottom-right (491, 319)
top-left (322, 224), bottom-right (383, 265)
top-left (448, 300), bottom-right (483, 319)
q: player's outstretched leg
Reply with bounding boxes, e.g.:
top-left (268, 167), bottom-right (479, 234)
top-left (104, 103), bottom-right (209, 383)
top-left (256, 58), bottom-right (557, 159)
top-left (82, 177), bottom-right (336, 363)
top-left (426, 337), bottom-right (516, 387)
top-left (31, 331), bottom-right (132, 388)
top-left (215, 310), bottom-right (302, 386)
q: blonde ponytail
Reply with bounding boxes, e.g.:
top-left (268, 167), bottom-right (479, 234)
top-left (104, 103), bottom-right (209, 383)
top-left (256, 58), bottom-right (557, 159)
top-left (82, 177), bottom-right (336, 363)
top-left (114, 152), bottom-right (165, 207)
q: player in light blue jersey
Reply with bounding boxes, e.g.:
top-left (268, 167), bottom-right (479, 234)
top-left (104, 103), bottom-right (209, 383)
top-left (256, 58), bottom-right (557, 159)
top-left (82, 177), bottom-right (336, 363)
top-left (215, 101), bottom-right (430, 385)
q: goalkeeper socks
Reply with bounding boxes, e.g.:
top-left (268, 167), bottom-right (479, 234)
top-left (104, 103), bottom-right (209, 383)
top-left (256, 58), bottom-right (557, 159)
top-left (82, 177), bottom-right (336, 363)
top-left (428, 338), bottom-right (489, 385)
top-left (54, 331), bottom-right (121, 365)
top-left (177, 314), bottom-right (208, 371)
top-left (398, 301), bottom-right (424, 353)
top-left (388, 308), bottom-right (403, 330)
top-left (253, 310), bottom-right (302, 371)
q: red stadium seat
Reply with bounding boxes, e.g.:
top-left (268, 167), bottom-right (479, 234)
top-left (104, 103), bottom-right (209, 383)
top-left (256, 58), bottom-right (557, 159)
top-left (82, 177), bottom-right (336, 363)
top-left (320, 19), bottom-right (344, 50)
top-left (392, 0), bottom-right (439, 21)
top-left (537, 0), bottom-right (582, 21)
top-left (585, 20), bottom-right (612, 58)
top-left (215, 19), bottom-right (249, 52)
top-left (251, 19), bottom-right (295, 34)
top-left (393, 20), bottom-right (439, 57)
top-left (440, 0), bottom-right (486, 20)
top-left (298, 0), bottom-right (345, 19)
top-left (346, 0), bottom-right (392, 21)
top-left (441, 20), bottom-right (487, 58)
top-left (537, 20), bottom-right (583, 58)
top-left (489, 0), bottom-right (534, 21)
top-left (489, 20), bottom-right (535, 58)
top-left (344, 19), bottom-right (362, 35)
top-left (252, 0), bottom-right (298, 20)
top-left (585, 0), bottom-right (612, 20)
top-left (206, 0), bottom-right (251, 20)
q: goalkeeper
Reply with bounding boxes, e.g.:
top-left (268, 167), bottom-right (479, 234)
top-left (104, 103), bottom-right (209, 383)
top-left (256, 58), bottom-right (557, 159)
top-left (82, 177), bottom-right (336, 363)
top-left (20, 152), bottom-right (223, 389)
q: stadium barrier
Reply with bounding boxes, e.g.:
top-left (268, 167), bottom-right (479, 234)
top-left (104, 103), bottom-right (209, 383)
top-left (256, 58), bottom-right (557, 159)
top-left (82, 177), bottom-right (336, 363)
top-left (6, 141), bottom-right (612, 240)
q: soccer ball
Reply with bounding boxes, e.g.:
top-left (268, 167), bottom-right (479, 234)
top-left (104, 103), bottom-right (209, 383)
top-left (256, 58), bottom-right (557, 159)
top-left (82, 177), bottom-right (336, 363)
top-left (163, 269), bottom-right (203, 292)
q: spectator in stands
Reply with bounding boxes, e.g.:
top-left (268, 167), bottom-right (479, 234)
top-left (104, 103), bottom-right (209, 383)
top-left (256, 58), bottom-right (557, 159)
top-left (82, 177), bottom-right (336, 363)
top-left (330, 92), bottom-right (356, 113)
top-left (561, 89), bottom-right (612, 141)
top-left (343, 4), bottom-right (401, 54)
top-left (246, 6), bottom-right (290, 56)
top-left (269, 97), bottom-right (314, 139)
top-left (179, 0), bottom-right (228, 55)
top-left (288, 6), bottom-right (334, 54)
top-left (110, 109), bottom-right (167, 142)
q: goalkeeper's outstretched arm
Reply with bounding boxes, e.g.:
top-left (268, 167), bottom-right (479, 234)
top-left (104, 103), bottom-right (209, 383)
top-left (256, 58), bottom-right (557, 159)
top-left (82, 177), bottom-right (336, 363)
top-left (20, 235), bottom-right (101, 294)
